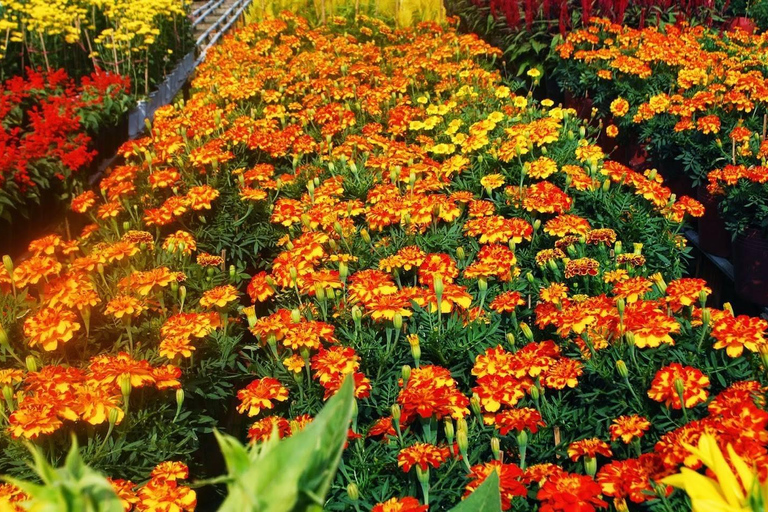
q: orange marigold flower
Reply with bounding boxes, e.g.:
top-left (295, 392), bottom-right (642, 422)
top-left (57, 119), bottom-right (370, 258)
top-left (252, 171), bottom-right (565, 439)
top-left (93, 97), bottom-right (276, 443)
top-left (397, 443), bottom-right (449, 472)
top-left (88, 352), bottom-right (156, 389)
top-left (105, 295), bottom-right (146, 320)
top-left (371, 497), bottom-right (428, 512)
top-left (151, 461), bottom-right (189, 482)
top-left (564, 258), bottom-right (599, 279)
top-left (711, 314), bottom-right (767, 358)
top-left (199, 285), bottom-right (239, 308)
top-left (465, 460), bottom-right (527, 511)
top-left (24, 306), bottom-right (81, 351)
top-left (8, 403), bottom-right (62, 439)
top-left (397, 365), bottom-right (469, 423)
top-left (612, 276), bottom-right (652, 303)
top-left (495, 407), bottom-right (545, 435)
top-left (537, 472), bottom-right (607, 512)
top-left (186, 185), bottom-right (220, 210)
top-left (597, 456), bottom-right (660, 505)
top-left (163, 231), bottom-right (197, 255)
top-left (647, 363), bottom-right (710, 410)
top-left (71, 190), bottom-right (98, 213)
top-left (541, 358), bottom-right (582, 390)
top-left (12, 256), bottom-right (61, 288)
top-left (623, 301), bottom-right (680, 348)
top-left (136, 479), bottom-right (196, 512)
top-left (609, 415), bottom-right (651, 444)
top-left (610, 98), bottom-right (629, 117)
top-left (153, 365), bottom-right (182, 390)
top-left (108, 478), bottom-right (139, 511)
top-left (540, 283), bottom-right (568, 305)
top-left (490, 291), bottom-right (524, 313)
top-left (665, 278), bottom-right (711, 311)
top-left (247, 415), bottom-right (291, 444)
top-left (247, 272), bottom-right (275, 303)
top-left (568, 438), bottom-right (613, 461)
top-left (236, 377), bottom-right (289, 417)
top-left (74, 385), bottom-right (124, 426)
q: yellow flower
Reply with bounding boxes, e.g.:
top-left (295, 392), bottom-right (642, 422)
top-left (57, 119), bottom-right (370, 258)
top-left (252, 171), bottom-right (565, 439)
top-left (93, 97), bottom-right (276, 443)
top-left (662, 434), bottom-right (768, 512)
top-left (527, 68), bottom-right (541, 78)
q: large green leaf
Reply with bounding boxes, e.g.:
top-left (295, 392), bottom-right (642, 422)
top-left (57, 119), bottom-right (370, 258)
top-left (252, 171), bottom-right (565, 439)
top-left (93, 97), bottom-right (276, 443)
top-left (217, 376), bottom-right (356, 512)
top-left (448, 470), bottom-right (502, 512)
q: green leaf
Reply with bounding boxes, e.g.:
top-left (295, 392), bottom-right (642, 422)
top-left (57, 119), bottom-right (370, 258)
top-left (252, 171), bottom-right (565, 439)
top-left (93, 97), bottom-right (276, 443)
top-left (448, 469), bottom-right (502, 512)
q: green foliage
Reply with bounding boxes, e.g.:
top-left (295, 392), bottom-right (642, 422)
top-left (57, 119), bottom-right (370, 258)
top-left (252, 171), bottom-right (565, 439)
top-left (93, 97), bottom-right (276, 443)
top-left (215, 376), bottom-right (355, 512)
top-left (3, 437), bottom-right (123, 512)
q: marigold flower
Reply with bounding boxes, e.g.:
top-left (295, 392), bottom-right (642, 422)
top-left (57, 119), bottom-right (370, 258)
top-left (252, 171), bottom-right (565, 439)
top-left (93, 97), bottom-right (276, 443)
top-left (247, 415), bottom-right (292, 444)
top-left (711, 314), bottom-right (767, 358)
top-left (236, 377), bottom-right (289, 417)
top-left (397, 443), bottom-right (449, 472)
top-left (568, 438), bottom-right (613, 461)
top-left (24, 306), bottom-right (81, 351)
top-left (136, 479), bottom-right (196, 512)
top-left (490, 291), bottom-right (524, 313)
top-left (199, 285), bottom-right (239, 309)
top-left (536, 472), bottom-right (608, 512)
top-left (8, 403), bottom-right (63, 439)
top-left (609, 415), bottom-right (651, 444)
top-left (665, 278), bottom-right (711, 311)
top-left (465, 460), bottom-right (527, 510)
top-left (495, 407), bottom-right (545, 435)
top-left (648, 363), bottom-right (710, 409)
top-left (541, 358), bottom-right (582, 390)
top-left (105, 295), bottom-right (146, 319)
top-left (397, 365), bottom-right (469, 423)
top-left (371, 497), bottom-right (428, 512)
top-left (151, 462), bottom-right (189, 482)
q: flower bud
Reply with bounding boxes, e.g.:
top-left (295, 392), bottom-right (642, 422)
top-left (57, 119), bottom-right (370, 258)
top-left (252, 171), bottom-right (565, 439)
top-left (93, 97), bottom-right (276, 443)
top-left (2, 255), bottom-right (13, 276)
top-left (25, 355), bottom-right (38, 373)
top-left (470, 393), bottom-right (482, 417)
top-left (108, 407), bottom-right (120, 427)
top-left (614, 241), bottom-right (622, 255)
top-left (530, 385), bottom-right (540, 401)
top-left (291, 308), bottom-right (302, 323)
top-left (393, 312), bottom-right (403, 330)
top-left (698, 290), bottom-right (708, 308)
top-left (402, 365), bottom-right (411, 384)
top-left (2, 385), bottom-right (14, 409)
top-left (433, 276), bottom-right (444, 299)
top-left (339, 262), bottom-right (349, 281)
top-left (346, 483), bottom-right (360, 502)
top-left (122, 221), bottom-right (131, 232)
top-left (633, 243), bottom-right (643, 255)
top-left (584, 456), bottom-right (597, 476)
top-left (457, 417), bottom-right (468, 435)
top-left (457, 429), bottom-right (469, 454)
top-left (456, 247), bottom-right (465, 260)
top-left (229, 265), bottom-right (236, 278)
top-left (701, 308), bottom-right (712, 327)
top-left (533, 219), bottom-right (541, 232)
top-left (360, 229), bottom-right (371, 244)
top-left (444, 419), bottom-right (455, 445)
top-left (351, 306), bottom-right (362, 326)
top-left (602, 179), bottom-right (610, 192)
top-left (491, 437), bottom-right (501, 460)
top-left (505, 332), bottom-right (515, 347)
top-left (616, 360), bottom-right (629, 379)
top-left (289, 266), bottom-right (298, 284)
top-left (119, 374), bottom-right (132, 399)
top-left (674, 378), bottom-right (686, 401)
top-left (176, 388), bottom-right (185, 410)
top-left (315, 284), bottom-right (326, 302)
top-left (416, 465), bottom-right (429, 484)
top-left (616, 298), bottom-right (625, 318)
top-left (520, 322), bottom-right (534, 343)
top-left (0, 324), bottom-right (8, 348)
top-left (478, 278), bottom-right (487, 293)
top-left (724, 302), bottom-right (734, 316)
top-left (391, 404), bottom-right (401, 422)
top-left (625, 331), bottom-right (635, 347)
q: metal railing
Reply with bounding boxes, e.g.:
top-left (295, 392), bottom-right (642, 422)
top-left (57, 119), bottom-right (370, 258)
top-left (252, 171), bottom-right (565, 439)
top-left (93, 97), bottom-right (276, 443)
top-left (195, 0), bottom-right (253, 50)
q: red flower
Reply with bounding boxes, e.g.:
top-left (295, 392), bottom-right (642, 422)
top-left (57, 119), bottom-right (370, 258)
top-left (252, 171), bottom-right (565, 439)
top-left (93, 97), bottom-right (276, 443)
top-left (536, 472), bottom-right (608, 512)
top-left (465, 461), bottom-right (527, 510)
top-left (397, 443), bottom-right (449, 472)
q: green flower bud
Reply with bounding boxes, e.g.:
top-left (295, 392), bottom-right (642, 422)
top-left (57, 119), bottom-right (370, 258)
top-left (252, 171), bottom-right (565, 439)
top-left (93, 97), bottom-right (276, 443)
top-left (291, 309), bottom-right (302, 323)
top-left (491, 437), bottom-right (501, 460)
top-left (506, 332), bottom-right (515, 347)
top-left (470, 393), bottom-right (482, 417)
top-left (520, 322), bottom-right (534, 343)
top-left (456, 247), bottom-right (465, 260)
top-left (391, 404), bottom-right (401, 422)
top-left (2, 255), bottom-right (13, 277)
top-left (478, 278), bottom-right (487, 293)
top-left (119, 374), bottom-right (132, 399)
top-left (444, 419), bottom-right (455, 445)
top-left (416, 465), bottom-right (429, 484)
top-left (26, 355), bottom-right (38, 373)
top-left (360, 229), bottom-right (371, 244)
top-left (457, 429), bottom-right (469, 454)
top-left (402, 365), bottom-right (411, 384)
top-left (346, 483), bottom-right (360, 502)
top-left (393, 313), bottom-right (403, 330)
top-left (616, 360), bottom-right (629, 379)
top-left (584, 455), bottom-right (597, 477)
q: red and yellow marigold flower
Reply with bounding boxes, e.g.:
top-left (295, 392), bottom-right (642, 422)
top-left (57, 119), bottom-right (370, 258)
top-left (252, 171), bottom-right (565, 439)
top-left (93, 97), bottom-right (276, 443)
top-left (397, 443), bottom-right (449, 473)
top-left (371, 497), bottom-right (428, 512)
top-left (236, 377), bottom-right (289, 417)
top-left (711, 314), bottom-right (767, 358)
top-left (609, 415), bottom-right (651, 444)
top-left (24, 306), bottom-right (81, 351)
top-left (568, 438), bottom-right (613, 461)
top-left (536, 472), bottom-right (607, 512)
top-left (647, 363), bottom-right (710, 410)
top-left (199, 285), bottom-right (239, 308)
top-left (465, 460), bottom-right (527, 511)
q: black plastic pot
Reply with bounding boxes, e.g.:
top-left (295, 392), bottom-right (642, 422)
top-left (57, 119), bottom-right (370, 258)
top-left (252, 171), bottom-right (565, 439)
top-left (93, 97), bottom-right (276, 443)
top-left (733, 228), bottom-right (768, 307)
top-left (696, 186), bottom-right (731, 258)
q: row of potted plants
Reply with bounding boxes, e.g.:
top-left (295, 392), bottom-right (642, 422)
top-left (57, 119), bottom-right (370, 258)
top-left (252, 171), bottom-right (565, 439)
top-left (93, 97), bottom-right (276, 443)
top-left (0, 67), bottom-right (133, 223)
top-left (0, 0), bottom-right (194, 97)
top-left (554, 17), bottom-right (768, 306)
top-left (0, 11), bottom-right (766, 512)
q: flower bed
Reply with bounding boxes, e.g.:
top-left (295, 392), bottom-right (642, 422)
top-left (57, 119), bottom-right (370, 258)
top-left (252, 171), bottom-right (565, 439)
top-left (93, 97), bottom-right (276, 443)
top-left (1, 12), bottom-right (767, 512)
top-left (0, 0), bottom-right (193, 97)
top-left (554, 19), bottom-right (768, 187)
top-left (0, 68), bottom-right (132, 222)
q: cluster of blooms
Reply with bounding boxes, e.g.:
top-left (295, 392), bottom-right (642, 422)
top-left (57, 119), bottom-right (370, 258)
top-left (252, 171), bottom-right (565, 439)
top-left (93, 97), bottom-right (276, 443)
top-left (0, 461), bottom-right (196, 512)
top-left (556, 18), bottom-right (768, 184)
top-left (0, 67), bottom-right (131, 217)
top-left (706, 163), bottom-right (768, 236)
top-left (1, 11), bottom-right (766, 512)
top-left (0, 0), bottom-right (189, 95)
